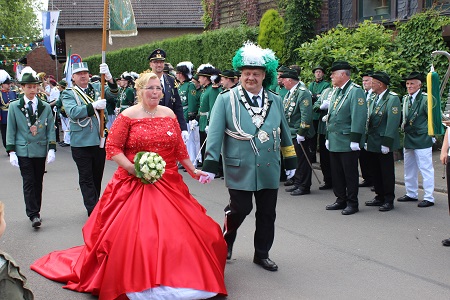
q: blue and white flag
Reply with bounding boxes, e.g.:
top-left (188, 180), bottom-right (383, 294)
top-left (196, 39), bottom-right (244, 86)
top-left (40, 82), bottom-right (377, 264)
top-left (42, 10), bottom-right (60, 55)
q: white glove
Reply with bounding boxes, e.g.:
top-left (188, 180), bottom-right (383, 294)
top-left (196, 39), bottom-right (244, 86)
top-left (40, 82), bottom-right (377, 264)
top-left (381, 145), bottom-right (389, 154)
top-left (350, 142), bottom-right (360, 151)
top-left (285, 169), bottom-right (296, 179)
top-left (9, 152), bottom-right (19, 168)
top-left (182, 130), bottom-right (189, 143)
top-left (199, 171), bottom-right (215, 184)
top-left (432, 137), bottom-right (437, 144)
top-left (47, 149), bottom-right (55, 164)
top-left (325, 140), bottom-right (329, 150)
top-left (205, 125), bottom-right (209, 134)
top-left (53, 106), bottom-right (57, 112)
top-left (99, 63), bottom-right (112, 81)
top-left (320, 100), bottom-right (329, 110)
top-left (364, 143), bottom-right (367, 150)
top-left (92, 98), bottom-right (106, 110)
top-left (296, 134), bottom-right (305, 143)
top-left (322, 115), bottom-right (328, 122)
top-left (189, 120), bottom-right (198, 130)
top-left (115, 107), bottom-right (120, 115)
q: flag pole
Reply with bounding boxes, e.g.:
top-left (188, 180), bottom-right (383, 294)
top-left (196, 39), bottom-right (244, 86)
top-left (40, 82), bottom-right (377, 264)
top-left (100, 0), bottom-right (109, 141)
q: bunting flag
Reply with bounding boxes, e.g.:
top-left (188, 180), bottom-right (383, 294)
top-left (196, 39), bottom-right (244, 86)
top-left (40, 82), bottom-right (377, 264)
top-left (109, 0), bottom-right (138, 45)
top-left (64, 47), bottom-right (73, 87)
top-left (427, 68), bottom-right (445, 135)
top-left (42, 10), bottom-right (60, 55)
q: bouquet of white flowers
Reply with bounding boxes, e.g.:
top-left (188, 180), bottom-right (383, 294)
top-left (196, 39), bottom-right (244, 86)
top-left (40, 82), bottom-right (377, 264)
top-left (134, 151), bottom-right (166, 184)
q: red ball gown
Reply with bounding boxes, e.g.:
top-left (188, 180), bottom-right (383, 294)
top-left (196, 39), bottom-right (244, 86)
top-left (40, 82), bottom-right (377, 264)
top-left (31, 115), bottom-right (227, 299)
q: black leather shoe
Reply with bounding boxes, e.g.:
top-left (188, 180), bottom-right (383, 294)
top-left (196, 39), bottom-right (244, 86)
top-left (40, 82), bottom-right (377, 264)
top-left (227, 244), bottom-right (233, 260)
top-left (341, 206), bottom-right (359, 215)
top-left (319, 183), bottom-right (332, 190)
top-left (290, 188), bottom-right (310, 196)
top-left (370, 187), bottom-right (375, 192)
top-left (253, 256), bottom-right (278, 271)
top-left (31, 217), bottom-right (41, 228)
top-left (442, 238), bottom-right (450, 246)
top-left (283, 178), bottom-right (295, 186)
top-left (365, 198), bottom-right (384, 206)
top-left (285, 185), bottom-right (299, 193)
top-left (418, 200), bottom-right (434, 207)
top-left (379, 203), bottom-right (394, 211)
top-left (359, 180), bottom-right (373, 187)
top-left (326, 202), bottom-right (346, 210)
top-left (397, 195), bottom-right (418, 202)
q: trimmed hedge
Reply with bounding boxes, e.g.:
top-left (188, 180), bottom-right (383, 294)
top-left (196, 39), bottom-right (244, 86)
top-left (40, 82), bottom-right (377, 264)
top-left (84, 26), bottom-right (258, 76)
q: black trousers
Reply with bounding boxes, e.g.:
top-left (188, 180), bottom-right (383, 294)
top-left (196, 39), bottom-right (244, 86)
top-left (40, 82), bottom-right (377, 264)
top-left (330, 151), bottom-right (360, 207)
top-left (367, 151), bottom-right (395, 204)
top-left (1, 123), bottom-right (6, 148)
top-left (199, 130), bottom-right (207, 163)
top-left (18, 156), bottom-right (46, 219)
top-left (359, 148), bottom-right (373, 184)
top-left (71, 146), bottom-right (106, 214)
top-left (292, 137), bottom-right (313, 191)
top-left (224, 188), bottom-right (278, 259)
top-left (318, 134), bottom-right (332, 185)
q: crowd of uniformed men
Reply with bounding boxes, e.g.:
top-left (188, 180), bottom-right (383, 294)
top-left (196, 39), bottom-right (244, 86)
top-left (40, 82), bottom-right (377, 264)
top-left (0, 47), bottom-right (437, 226)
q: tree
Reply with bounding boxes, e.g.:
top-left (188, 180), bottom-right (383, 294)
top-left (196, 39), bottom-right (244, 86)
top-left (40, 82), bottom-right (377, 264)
top-left (0, 0), bottom-right (41, 73)
top-left (258, 9), bottom-right (285, 63)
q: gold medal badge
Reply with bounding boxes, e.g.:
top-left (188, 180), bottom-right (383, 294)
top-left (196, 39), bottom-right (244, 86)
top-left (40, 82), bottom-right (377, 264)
top-left (358, 98), bottom-right (365, 105)
top-left (392, 107), bottom-right (398, 114)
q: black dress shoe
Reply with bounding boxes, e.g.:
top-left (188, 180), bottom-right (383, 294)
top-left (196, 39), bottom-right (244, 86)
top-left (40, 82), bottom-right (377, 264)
top-left (397, 195), bottom-right (418, 202)
top-left (227, 244), bottom-right (233, 260)
top-left (379, 203), bottom-right (394, 211)
top-left (285, 185), bottom-right (299, 193)
top-left (326, 202), bottom-right (346, 210)
top-left (370, 187), bottom-right (375, 192)
top-left (418, 200), bottom-right (434, 207)
top-left (283, 178), bottom-right (295, 186)
top-left (319, 183), bottom-right (332, 190)
top-left (253, 256), bottom-right (278, 271)
top-left (442, 238), bottom-right (450, 246)
top-left (359, 180), bottom-right (373, 187)
top-left (341, 206), bottom-right (359, 215)
top-left (290, 188), bottom-right (310, 196)
top-left (365, 198), bottom-right (384, 206)
top-left (31, 217), bottom-right (42, 228)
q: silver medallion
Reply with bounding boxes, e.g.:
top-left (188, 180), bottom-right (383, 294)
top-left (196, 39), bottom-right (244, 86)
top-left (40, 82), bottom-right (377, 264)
top-left (258, 130), bottom-right (270, 143)
top-left (252, 115), bottom-right (264, 128)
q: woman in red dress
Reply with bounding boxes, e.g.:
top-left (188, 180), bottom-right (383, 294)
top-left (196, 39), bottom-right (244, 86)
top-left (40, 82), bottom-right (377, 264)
top-left (31, 71), bottom-right (227, 299)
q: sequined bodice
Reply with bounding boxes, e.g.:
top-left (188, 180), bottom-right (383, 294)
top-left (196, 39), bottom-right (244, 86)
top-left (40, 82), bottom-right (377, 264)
top-left (106, 114), bottom-right (188, 170)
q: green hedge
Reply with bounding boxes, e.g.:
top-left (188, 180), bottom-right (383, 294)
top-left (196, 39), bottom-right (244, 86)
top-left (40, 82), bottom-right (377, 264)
top-left (84, 26), bottom-right (258, 77)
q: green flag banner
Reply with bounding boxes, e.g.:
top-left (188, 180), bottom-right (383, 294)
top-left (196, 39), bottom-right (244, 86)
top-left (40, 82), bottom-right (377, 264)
top-left (109, 0), bottom-right (137, 44)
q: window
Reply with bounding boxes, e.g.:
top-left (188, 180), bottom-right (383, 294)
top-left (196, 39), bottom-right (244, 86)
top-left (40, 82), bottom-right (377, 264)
top-left (426, 0), bottom-right (450, 9)
top-left (359, 0), bottom-right (391, 21)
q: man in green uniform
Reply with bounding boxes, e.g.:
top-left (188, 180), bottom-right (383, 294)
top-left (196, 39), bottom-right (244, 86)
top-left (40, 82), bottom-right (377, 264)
top-left (397, 72), bottom-right (435, 207)
top-left (275, 66), bottom-right (289, 99)
top-left (281, 69), bottom-right (315, 196)
top-left (201, 42), bottom-right (297, 271)
top-left (220, 70), bottom-right (239, 91)
top-left (364, 72), bottom-right (401, 211)
top-left (197, 63), bottom-right (220, 163)
top-left (325, 60), bottom-right (367, 215)
top-left (116, 72), bottom-right (135, 114)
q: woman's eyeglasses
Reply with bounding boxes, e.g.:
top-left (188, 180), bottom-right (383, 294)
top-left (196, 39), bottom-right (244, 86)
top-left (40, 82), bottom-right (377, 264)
top-left (144, 86), bottom-right (162, 91)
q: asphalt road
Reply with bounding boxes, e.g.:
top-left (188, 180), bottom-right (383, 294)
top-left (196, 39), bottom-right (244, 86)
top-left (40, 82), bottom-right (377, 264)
top-left (1, 145), bottom-right (450, 300)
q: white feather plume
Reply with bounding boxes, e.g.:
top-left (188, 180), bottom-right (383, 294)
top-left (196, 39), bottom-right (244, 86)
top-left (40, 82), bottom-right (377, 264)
top-left (197, 63), bottom-right (214, 73)
top-left (240, 41), bottom-right (266, 67)
top-left (0, 70), bottom-right (10, 84)
top-left (18, 66), bottom-right (37, 82)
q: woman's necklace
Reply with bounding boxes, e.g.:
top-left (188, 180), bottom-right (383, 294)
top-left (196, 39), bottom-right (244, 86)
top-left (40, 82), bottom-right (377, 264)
top-left (141, 104), bottom-right (158, 117)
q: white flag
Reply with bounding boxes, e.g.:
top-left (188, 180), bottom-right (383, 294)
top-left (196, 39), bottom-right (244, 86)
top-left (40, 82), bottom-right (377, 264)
top-left (42, 11), bottom-right (60, 55)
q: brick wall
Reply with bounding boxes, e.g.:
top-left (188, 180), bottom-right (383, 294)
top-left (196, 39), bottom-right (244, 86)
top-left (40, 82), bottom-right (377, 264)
top-left (26, 47), bottom-right (65, 81)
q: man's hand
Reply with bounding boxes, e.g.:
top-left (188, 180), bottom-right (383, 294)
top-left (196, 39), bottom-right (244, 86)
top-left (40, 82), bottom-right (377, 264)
top-left (47, 149), bottom-right (56, 164)
top-left (296, 134), bottom-right (305, 143)
top-left (205, 126), bottom-right (209, 134)
top-left (350, 142), bottom-right (360, 151)
top-left (99, 63), bottom-right (112, 81)
top-left (325, 140), bottom-right (329, 150)
top-left (320, 100), bottom-right (329, 110)
top-left (381, 145), bottom-right (389, 154)
top-left (92, 98), bottom-right (107, 110)
top-left (285, 169), bottom-right (296, 179)
top-left (9, 152), bottom-right (19, 167)
top-left (199, 171), bottom-right (215, 184)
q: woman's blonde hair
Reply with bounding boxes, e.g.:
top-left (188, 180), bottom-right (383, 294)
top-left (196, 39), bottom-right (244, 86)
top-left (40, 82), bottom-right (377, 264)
top-left (134, 71), bottom-right (160, 103)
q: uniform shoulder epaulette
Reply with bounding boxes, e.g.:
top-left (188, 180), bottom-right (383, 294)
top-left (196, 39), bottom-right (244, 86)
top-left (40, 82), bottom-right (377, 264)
top-left (220, 89), bottom-right (230, 94)
top-left (388, 91), bottom-right (398, 96)
top-left (267, 89), bottom-right (279, 95)
top-left (422, 92), bottom-right (427, 95)
top-left (351, 82), bottom-right (361, 88)
top-left (298, 86), bottom-right (307, 91)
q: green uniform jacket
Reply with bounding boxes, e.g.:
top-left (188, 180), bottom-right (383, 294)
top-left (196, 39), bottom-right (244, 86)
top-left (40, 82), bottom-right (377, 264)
top-left (284, 85), bottom-right (315, 138)
top-left (117, 87), bottom-right (135, 113)
top-left (62, 81), bottom-right (117, 147)
top-left (6, 94), bottom-right (56, 156)
top-left (313, 87), bottom-right (335, 135)
top-left (178, 81), bottom-right (199, 121)
top-left (327, 81), bottom-right (367, 152)
top-left (275, 86), bottom-right (289, 99)
top-left (367, 90), bottom-right (401, 152)
top-left (203, 86), bottom-right (297, 191)
top-left (308, 80), bottom-right (331, 121)
top-left (402, 90), bottom-right (433, 149)
top-left (198, 83), bottom-right (220, 131)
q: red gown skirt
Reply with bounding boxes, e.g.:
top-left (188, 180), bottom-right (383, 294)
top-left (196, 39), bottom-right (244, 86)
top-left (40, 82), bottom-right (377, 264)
top-left (31, 167), bottom-right (227, 299)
